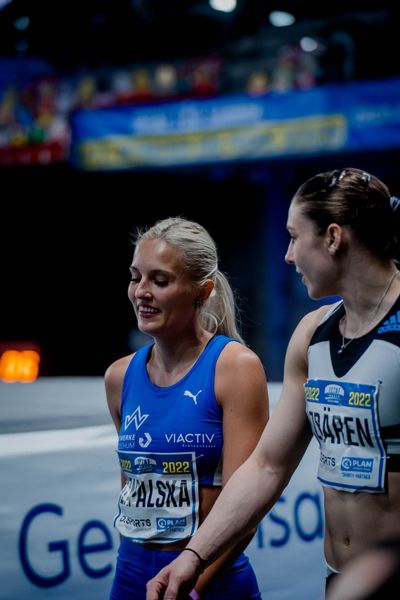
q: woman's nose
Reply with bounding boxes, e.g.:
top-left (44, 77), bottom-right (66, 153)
top-left (135, 278), bottom-right (151, 298)
top-left (285, 241), bottom-right (294, 264)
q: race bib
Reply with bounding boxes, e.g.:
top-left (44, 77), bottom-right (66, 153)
top-left (114, 450), bottom-right (199, 542)
top-left (305, 379), bottom-right (386, 492)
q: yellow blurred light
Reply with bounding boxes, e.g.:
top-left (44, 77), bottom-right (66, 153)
top-left (0, 349), bottom-right (41, 383)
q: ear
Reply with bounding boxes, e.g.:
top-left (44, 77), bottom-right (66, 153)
top-left (325, 223), bottom-right (344, 255)
top-left (198, 279), bottom-right (215, 303)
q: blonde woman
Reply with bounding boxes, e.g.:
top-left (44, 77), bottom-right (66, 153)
top-left (106, 217), bottom-right (268, 599)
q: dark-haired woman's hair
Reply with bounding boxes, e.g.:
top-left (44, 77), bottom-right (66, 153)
top-left (293, 167), bottom-right (400, 262)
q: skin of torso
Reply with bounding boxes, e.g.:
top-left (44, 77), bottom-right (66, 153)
top-left (324, 473), bottom-right (400, 568)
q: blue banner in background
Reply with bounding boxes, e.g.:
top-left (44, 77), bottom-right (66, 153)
top-left (0, 379), bottom-right (325, 600)
top-left (71, 77), bottom-right (400, 170)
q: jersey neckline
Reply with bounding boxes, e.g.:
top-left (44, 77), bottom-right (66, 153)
top-left (143, 334), bottom-right (222, 391)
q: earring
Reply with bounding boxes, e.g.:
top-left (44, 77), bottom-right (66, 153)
top-left (194, 297), bottom-right (202, 308)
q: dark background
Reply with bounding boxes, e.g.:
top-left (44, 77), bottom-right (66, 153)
top-left (2, 163), bottom-right (267, 375)
top-left (0, 1), bottom-right (398, 79)
top-left (1, 2), bottom-right (400, 379)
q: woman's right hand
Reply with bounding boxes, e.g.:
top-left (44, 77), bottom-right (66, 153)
top-left (146, 551), bottom-right (201, 600)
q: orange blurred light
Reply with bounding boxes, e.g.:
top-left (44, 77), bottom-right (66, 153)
top-left (0, 349), bottom-right (41, 383)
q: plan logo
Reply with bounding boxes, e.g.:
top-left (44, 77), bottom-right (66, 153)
top-left (341, 457), bottom-right (373, 473)
top-left (156, 517), bottom-right (187, 531)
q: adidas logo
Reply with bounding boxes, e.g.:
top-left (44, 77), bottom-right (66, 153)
top-left (378, 310), bottom-right (400, 333)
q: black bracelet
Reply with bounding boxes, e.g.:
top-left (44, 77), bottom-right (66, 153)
top-left (181, 547), bottom-right (208, 569)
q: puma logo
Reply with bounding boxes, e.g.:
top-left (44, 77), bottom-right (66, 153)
top-left (183, 389), bottom-right (202, 405)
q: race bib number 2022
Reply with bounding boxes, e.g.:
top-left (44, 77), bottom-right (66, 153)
top-left (305, 379), bottom-right (386, 492)
top-left (114, 450), bottom-right (199, 542)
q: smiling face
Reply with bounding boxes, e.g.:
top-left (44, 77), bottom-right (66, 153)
top-left (285, 200), bottom-right (337, 299)
top-left (128, 239), bottom-right (200, 338)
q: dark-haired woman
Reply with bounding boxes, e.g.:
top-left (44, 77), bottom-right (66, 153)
top-left (147, 168), bottom-right (400, 599)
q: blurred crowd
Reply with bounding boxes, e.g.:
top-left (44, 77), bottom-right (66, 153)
top-left (0, 42), bottom-right (323, 164)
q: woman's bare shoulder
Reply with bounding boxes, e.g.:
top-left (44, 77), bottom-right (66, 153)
top-left (104, 354), bottom-right (135, 390)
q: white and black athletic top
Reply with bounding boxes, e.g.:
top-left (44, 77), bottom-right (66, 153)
top-left (305, 295), bottom-right (400, 492)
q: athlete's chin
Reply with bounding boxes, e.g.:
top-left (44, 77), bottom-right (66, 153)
top-left (304, 282), bottom-right (325, 301)
top-left (136, 320), bottom-right (160, 335)
top-left (307, 286), bottom-right (334, 301)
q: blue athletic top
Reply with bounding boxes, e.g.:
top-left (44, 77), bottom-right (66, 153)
top-left (114, 335), bottom-right (234, 542)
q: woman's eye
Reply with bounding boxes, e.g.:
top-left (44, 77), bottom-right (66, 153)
top-left (130, 276), bottom-right (140, 283)
top-left (155, 280), bottom-right (168, 287)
